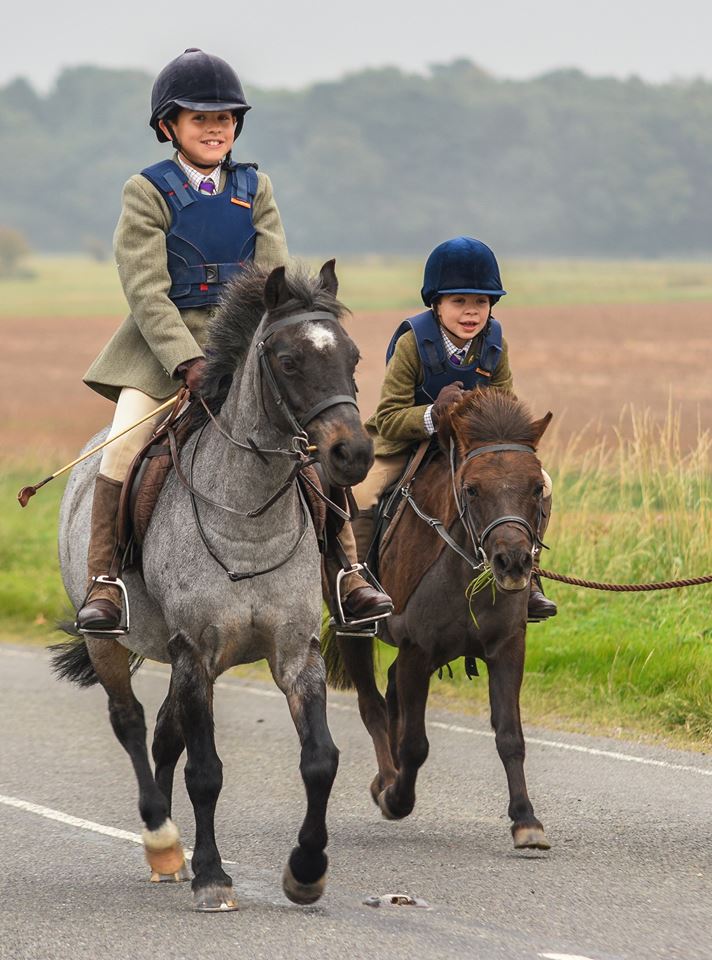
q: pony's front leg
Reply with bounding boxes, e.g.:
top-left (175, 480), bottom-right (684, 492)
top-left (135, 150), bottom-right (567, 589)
top-left (336, 635), bottom-right (398, 804)
top-left (168, 632), bottom-right (237, 912)
top-left (151, 678), bottom-right (185, 820)
top-left (377, 646), bottom-right (430, 821)
top-left (85, 639), bottom-right (188, 882)
top-left (273, 635), bottom-right (339, 905)
top-left (487, 635), bottom-right (550, 850)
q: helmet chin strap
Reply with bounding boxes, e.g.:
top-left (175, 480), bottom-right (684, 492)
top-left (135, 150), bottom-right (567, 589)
top-left (164, 117), bottom-right (243, 172)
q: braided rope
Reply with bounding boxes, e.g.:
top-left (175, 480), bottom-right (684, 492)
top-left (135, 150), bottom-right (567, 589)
top-left (536, 568), bottom-right (712, 592)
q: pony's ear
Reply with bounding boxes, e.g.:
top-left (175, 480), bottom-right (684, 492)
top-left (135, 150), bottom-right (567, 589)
top-left (263, 265), bottom-right (290, 310)
top-left (531, 411), bottom-right (553, 447)
top-left (319, 259), bottom-right (338, 296)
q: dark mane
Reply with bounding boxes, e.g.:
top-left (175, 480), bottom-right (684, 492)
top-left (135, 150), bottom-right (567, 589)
top-left (449, 388), bottom-right (540, 449)
top-left (190, 262), bottom-right (347, 425)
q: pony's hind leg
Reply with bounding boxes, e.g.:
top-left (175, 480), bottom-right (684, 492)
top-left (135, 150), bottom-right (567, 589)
top-left (85, 638), bottom-right (188, 881)
top-left (273, 635), bottom-right (339, 905)
top-left (377, 646), bottom-right (431, 821)
top-left (168, 632), bottom-right (237, 912)
top-left (487, 639), bottom-right (550, 851)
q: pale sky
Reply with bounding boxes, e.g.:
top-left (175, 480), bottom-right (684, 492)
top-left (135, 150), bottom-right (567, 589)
top-left (4, 0), bottom-right (712, 92)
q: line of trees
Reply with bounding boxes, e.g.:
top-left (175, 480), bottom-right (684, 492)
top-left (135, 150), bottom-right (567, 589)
top-left (1, 60), bottom-right (711, 257)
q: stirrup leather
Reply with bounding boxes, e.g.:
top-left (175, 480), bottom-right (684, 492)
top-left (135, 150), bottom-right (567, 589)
top-left (329, 562), bottom-right (392, 636)
top-left (76, 575), bottom-right (131, 636)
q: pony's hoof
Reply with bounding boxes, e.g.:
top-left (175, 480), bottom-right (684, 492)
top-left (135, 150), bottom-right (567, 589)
top-left (370, 774), bottom-right (383, 806)
top-left (143, 820), bottom-right (187, 877)
top-left (282, 863), bottom-right (326, 905)
top-left (377, 787), bottom-right (407, 821)
top-left (513, 825), bottom-right (551, 850)
top-left (193, 885), bottom-right (239, 912)
top-left (150, 861), bottom-right (191, 883)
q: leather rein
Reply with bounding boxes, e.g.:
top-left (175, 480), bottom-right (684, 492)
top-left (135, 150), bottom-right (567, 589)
top-left (167, 309), bottom-right (357, 582)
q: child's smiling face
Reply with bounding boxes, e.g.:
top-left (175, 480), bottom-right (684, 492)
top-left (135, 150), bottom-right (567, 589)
top-left (435, 293), bottom-right (491, 348)
top-left (159, 109), bottom-right (236, 170)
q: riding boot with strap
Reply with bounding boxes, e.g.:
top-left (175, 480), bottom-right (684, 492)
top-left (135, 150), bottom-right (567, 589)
top-left (528, 492), bottom-right (557, 622)
top-left (76, 474), bottom-right (124, 631)
top-left (323, 516), bottom-right (393, 626)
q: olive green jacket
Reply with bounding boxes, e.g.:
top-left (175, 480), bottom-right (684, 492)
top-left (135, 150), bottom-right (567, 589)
top-left (365, 328), bottom-right (514, 457)
top-left (84, 158), bottom-right (289, 402)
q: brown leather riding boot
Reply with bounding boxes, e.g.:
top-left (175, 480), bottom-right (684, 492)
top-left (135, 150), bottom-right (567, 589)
top-left (322, 516), bottom-right (392, 626)
top-left (75, 474), bottom-right (124, 631)
top-left (528, 493), bottom-right (557, 622)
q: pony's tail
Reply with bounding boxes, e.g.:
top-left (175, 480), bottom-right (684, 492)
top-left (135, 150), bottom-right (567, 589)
top-left (49, 630), bottom-right (145, 688)
top-left (319, 607), bottom-right (356, 690)
top-left (50, 633), bottom-right (101, 687)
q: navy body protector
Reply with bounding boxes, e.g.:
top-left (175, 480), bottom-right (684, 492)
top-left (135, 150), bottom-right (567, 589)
top-left (385, 309), bottom-right (503, 404)
top-left (140, 159), bottom-right (258, 309)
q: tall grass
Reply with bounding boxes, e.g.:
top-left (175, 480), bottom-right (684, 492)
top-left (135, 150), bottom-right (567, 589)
top-left (2, 407), bottom-right (711, 745)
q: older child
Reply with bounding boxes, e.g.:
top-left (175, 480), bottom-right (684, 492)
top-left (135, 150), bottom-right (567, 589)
top-left (347, 236), bottom-right (557, 621)
top-left (78, 48), bottom-right (388, 632)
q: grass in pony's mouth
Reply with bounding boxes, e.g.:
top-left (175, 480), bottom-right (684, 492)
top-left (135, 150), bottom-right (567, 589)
top-left (465, 566), bottom-right (495, 629)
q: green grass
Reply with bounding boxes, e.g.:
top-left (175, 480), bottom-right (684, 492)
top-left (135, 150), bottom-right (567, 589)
top-left (0, 464), bottom-right (71, 641)
top-left (2, 254), bottom-right (712, 317)
top-left (3, 406), bottom-right (712, 748)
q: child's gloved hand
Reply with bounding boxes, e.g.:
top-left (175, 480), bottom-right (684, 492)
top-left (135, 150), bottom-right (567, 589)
top-left (432, 381), bottom-right (464, 426)
top-left (177, 357), bottom-right (208, 394)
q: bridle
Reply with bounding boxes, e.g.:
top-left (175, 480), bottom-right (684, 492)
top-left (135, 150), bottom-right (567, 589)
top-left (399, 439), bottom-right (546, 574)
top-left (256, 310), bottom-right (358, 440)
top-left (168, 308), bottom-right (358, 581)
top-left (454, 441), bottom-right (545, 564)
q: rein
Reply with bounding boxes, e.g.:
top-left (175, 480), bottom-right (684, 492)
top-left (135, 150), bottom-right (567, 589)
top-left (169, 308), bottom-right (357, 581)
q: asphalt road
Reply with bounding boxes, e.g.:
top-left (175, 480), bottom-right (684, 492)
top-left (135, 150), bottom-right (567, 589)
top-left (1, 644), bottom-right (710, 960)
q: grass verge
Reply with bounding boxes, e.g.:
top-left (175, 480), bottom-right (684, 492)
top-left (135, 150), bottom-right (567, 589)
top-left (2, 407), bottom-right (711, 749)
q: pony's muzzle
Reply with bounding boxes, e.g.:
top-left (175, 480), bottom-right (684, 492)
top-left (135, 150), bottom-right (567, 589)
top-left (490, 543), bottom-right (533, 592)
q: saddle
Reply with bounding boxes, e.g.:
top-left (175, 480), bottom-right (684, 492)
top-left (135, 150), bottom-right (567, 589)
top-left (116, 395), bottom-right (333, 569)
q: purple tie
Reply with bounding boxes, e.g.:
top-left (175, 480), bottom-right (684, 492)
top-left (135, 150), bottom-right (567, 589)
top-left (199, 179), bottom-right (215, 195)
top-left (450, 351), bottom-right (463, 366)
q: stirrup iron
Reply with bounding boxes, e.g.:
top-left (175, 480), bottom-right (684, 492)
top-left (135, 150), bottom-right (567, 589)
top-left (76, 575), bottom-right (131, 636)
top-left (330, 562), bottom-right (392, 635)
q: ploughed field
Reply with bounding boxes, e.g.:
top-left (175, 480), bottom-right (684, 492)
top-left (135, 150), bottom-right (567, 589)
top-left (4, 300), bottom-right (712, 458)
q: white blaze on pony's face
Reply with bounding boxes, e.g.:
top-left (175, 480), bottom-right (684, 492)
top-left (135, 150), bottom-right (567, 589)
top-left (303, 323), bottom-right (337, 352)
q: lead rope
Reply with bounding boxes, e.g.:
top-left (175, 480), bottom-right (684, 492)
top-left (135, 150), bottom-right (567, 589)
top-left (535, 569), bottom-right (712, 592)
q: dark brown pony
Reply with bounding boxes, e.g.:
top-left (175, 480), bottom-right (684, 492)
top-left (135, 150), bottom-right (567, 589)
top-left (324, 388), bottom-right (552, 850)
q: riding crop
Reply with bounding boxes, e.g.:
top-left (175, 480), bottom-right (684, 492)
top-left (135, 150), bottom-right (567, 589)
top-left (17, 395), bottom-right (180, 508)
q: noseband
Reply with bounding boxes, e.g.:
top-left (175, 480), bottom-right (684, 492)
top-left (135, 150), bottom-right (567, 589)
top-left (455, 441), bottom-right (544, 560)
top-left (257, 310), bottom-right (359, 439)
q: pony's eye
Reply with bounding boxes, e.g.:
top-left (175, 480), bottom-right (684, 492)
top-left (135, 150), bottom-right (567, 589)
top-left (278, 355), bottom-right (297, 374)
top-left (464, 484), bottom-right (478, 499)
top-left (533, 482), bottom-right (544, 498)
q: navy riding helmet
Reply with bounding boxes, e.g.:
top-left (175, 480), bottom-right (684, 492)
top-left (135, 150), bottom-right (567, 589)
top-left (421, 236), bottom-right (507, 307)
top-left (149, 48), bottom-right (251, 143)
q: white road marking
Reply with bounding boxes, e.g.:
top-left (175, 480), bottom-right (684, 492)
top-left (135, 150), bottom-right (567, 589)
top-left (4, 647), bottom-right (712, 780)
top-left (0, 794), bottom-right (237, 865)
top-left (540, 953), bottom-right (598, 960)
top-left (216, 678), bottom-right (712, 779)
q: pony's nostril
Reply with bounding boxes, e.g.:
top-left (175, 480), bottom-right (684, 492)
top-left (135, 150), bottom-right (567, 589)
top-left (492, 552), bottom-right (511, 574)
top-left (330, 441), bottom-right (350, 465)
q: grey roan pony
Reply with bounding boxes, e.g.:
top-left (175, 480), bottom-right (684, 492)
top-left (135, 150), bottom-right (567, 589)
top-left (54, 261), bottom-right (373, 911)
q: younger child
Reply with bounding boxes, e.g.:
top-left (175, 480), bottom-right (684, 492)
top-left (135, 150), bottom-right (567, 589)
top-left (348, 236), bottom-right (557, 621)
